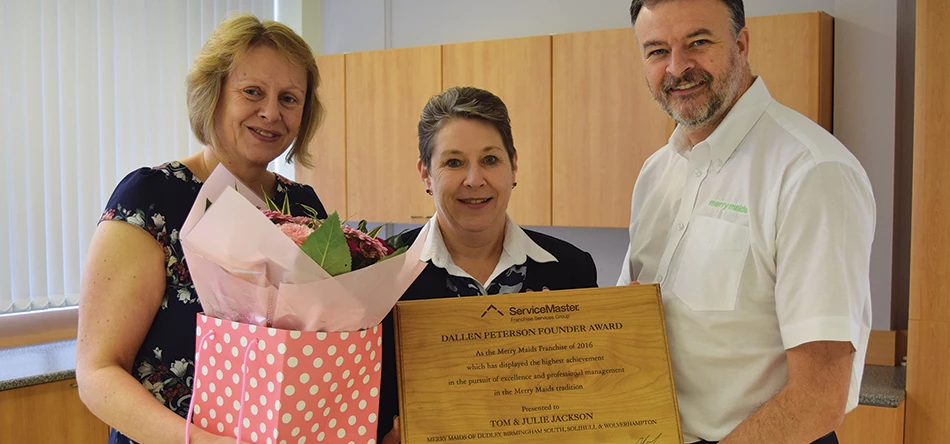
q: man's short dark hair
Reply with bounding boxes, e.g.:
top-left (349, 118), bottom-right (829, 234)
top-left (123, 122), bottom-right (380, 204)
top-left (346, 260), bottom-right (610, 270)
top-left (629, 0), bottom-right (746, 37)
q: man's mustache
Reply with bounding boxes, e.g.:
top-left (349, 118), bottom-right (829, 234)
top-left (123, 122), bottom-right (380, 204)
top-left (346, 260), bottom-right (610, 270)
top-left (662, 69), bottom-right (713, 93)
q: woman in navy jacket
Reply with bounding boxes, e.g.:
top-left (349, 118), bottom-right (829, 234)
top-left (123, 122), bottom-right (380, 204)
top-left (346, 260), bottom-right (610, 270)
top-left (378, 86), bottom-right (598, 443)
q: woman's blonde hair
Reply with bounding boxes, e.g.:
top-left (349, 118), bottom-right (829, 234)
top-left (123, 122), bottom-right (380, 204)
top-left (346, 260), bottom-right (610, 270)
top-left (186, 14), bottom-right (323, 168)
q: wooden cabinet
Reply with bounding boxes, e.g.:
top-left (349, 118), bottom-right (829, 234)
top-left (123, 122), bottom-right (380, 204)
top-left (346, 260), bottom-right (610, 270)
top-left (297, 53), bottom-right (347, 217)
top-left (0, 378), bottom-right (110, 443)
top-left (344, 46), bottom-right (441, 223)
top-left (837, 404), bottom-right (905, 444)
top-left (907, 0), bottom-right (950, 440)
top-left (552, 28), bottom-right (674, 228)
top-left (746, 12), bottom-right (834, 131)
top-left (442, 36), bottom-right (553, 226)
top-left (299, 13), bottom-right (834, 229)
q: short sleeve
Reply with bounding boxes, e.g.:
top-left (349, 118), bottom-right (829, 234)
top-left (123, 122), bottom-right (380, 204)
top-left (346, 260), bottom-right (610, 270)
top-left (774, 160), bottom-right (875, 351)
top-left (99, 168), bottom-right (175, 243)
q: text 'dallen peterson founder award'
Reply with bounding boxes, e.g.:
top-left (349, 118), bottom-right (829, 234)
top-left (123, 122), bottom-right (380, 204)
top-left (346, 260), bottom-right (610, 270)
top-left (392, 285), bottom-right (683, 443)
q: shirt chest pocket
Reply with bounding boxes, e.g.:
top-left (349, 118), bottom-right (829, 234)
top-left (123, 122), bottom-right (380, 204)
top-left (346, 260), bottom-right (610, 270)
top-left (671, 216), bottom-right (750, 311)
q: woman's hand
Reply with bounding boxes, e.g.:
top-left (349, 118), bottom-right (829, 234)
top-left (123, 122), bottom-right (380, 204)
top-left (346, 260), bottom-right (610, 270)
top-left (381, 416), bottom-right (401, 444)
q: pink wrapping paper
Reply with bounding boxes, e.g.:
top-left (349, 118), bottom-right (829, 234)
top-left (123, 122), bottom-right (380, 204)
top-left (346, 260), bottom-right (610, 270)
top-left (179, 164), bottom-right (428, 331)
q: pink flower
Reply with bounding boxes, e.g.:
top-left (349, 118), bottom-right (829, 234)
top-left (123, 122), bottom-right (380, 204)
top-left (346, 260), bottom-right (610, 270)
top-left (279, 223), bottom-right (314, 247)
top-left (262, 210), bottom-right (296, 225)
top-left (342, 225), bottom-right (389, 259)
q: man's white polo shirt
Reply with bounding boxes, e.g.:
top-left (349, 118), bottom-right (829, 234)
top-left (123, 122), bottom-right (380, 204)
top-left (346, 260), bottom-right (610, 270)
top-left (618, 77), bottom-right (875, 442)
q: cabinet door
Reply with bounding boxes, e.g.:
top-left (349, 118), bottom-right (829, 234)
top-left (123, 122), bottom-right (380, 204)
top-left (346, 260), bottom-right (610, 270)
top-left (0, 378), bottom-right (110, 443)
top-left (345, 46), bottom-right (441, 223)
top-left (553, 28), bottom-right (674, 228)
top-left (836, 404), bottom-right (905, 444)
top-left (443, 36), bottom-right (552, 226)
top-left (747, 12), bottom-right (834, 130)
top-left (297, 53), bottom-right (347, 217)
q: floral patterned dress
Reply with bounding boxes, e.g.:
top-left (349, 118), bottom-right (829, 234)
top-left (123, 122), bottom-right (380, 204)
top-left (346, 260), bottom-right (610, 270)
top-left (99, 161), bottom-right (327, 444)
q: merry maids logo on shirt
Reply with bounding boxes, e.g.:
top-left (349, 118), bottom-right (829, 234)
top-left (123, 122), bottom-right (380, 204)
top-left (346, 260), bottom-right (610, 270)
top-left (708, 199), bottom-right (749, 214)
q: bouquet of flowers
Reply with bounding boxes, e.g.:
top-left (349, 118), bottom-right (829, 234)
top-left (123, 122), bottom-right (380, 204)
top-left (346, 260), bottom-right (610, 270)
top-left (179, 165), bottom-right (427, 443)
top-left (260, 195), bottom-right (408, 277)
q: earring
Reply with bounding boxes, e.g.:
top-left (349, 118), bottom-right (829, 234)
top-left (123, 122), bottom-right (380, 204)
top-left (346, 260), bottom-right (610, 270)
top-left (426, 189), bottom-right (433, 195)
top-left (512, 182), bottom-right (518, 189)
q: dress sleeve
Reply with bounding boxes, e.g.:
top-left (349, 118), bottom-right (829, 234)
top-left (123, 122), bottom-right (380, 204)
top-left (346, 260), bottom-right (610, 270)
top-left (98, 167), bottom-right (172, 245)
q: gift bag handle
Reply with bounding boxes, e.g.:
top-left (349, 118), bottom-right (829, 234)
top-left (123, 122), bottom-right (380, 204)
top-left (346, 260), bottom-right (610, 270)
top-left (185, 329), bottom-right (259, 444)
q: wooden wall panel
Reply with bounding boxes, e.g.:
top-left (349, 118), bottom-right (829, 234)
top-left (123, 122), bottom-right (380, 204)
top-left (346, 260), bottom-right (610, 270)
top-left (552, 28), bottom-right (673, 228)
top-left (345, 46), bottom-right (441, 223)
top-left (837, 404), bottom-right (905, 444)
top-left (746, 12), bottom-right (834, 130)
top-left (0, 379), bottom-right (110, 443)
top-left (442, 36), bottom-right (552, 226)
top-left (906, 0), bottom-right (950, 441)
top-left (906, 320), bottom-right (950, 442)
top-left (297, 54), bottom-right (347, 218)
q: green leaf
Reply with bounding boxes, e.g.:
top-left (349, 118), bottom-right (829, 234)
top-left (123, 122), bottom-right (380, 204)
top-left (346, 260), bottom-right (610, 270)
top-left (366, 224), bottom-right (383, 239)
top-left (263, 192), bottom-right (281, 212)
top-left (385, 229), bottom-right (410, 252)
top-left (356, 220), bottom-right (368, 233)
top-left (281, 194), bottom-right (290, 214)
top-left (299, 212), bottom-right (351, 276)
top-left (378, 245), bottom-right (408, 262)
top-left (205, 198), bottom-right (212, 210)
top-left (299, 204), bottom-right (320, 219)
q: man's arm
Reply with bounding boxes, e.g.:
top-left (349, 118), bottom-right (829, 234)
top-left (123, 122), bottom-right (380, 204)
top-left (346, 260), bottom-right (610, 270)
top-left (719, 340), bottom-right (854, 444)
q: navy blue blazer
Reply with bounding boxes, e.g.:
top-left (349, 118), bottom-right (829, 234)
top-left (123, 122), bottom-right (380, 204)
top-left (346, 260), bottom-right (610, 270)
top-left (376, 226), bottom-right (598, 440)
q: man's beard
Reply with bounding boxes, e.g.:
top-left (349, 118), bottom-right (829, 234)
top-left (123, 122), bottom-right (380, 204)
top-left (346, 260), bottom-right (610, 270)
top-left (650, 49), bottom-right (745, 129)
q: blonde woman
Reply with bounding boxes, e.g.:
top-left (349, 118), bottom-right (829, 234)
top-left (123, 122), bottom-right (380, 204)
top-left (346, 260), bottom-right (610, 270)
top-left (76, 15), bottom-right (327, 444)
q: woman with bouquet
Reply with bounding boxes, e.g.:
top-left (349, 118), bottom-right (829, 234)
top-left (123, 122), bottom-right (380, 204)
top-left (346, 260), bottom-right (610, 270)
top-left (76, 15), bottom-right (327, 444)
top-left (378, 86), bottom-right (599, 443)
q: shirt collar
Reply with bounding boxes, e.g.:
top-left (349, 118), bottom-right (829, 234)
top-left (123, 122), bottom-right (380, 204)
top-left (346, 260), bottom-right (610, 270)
top-left (667, 77), bottom-right (773, 171)
top-left (419, 215), bottom-right (557, 283)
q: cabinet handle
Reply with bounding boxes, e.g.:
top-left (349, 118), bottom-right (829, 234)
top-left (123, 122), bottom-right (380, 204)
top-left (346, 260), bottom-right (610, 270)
top-left (69, 383), bottom-right (78, 388)
top-left (410, 215), bottom-right (431, 220)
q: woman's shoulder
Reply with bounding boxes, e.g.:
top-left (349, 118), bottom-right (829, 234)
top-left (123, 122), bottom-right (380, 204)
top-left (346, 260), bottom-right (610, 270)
top-left (103, 162), bottom-right (202, 213)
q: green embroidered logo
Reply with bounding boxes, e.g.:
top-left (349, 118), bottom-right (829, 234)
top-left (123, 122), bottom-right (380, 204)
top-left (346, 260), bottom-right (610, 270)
top-left (708, 200), bottom-right (749, 214)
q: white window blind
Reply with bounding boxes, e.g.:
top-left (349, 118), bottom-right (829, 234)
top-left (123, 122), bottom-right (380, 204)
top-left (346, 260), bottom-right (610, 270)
top-left (0, 0), bottom-right (277, 314)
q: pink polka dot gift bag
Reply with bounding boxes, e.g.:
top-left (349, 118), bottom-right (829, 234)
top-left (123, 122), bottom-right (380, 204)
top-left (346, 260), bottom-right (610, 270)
top-left (179, 165), bottom-right (428, 443)
top-left (189, 314), bottom-right (383, 443)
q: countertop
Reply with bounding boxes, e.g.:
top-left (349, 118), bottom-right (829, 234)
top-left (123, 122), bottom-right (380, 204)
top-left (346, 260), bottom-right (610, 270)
top-left (0, 339), bottom-right (77, 391)
top-left (0, 339), bottom-right (907, 408)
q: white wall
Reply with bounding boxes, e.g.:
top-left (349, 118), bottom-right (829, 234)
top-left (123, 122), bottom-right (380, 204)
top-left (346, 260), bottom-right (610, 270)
top-left (319, 0), bottom-right (899, 329)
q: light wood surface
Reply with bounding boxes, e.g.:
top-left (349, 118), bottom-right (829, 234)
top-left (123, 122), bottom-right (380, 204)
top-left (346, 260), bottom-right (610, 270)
top-left (836, 404), bottom-right (905, 444)
top-left (866, 330), bottom-right (899, 366)
top-left (746, 12), bottom-right (834, 130)
top-left (394, 285), bottom-right (682, 443)
top-left (906, 320), bottom-right (950, 442)
top-left (552, 28), bottom-right (674, 228)
top-left (909, 1), bottom-right (950, 324)
top-left (0, 378), bottom-right (110, 443)
top-left (442, 36), bottom-right (553, 226)
top-left (345, 46), bottom-right (441, 223)
top-left (297, 53), bottom-right (347, 218)
top-left (906, 0), bottom-right (950, 440)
